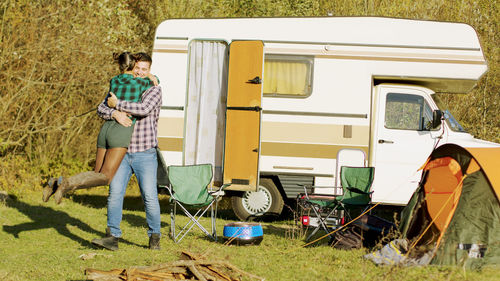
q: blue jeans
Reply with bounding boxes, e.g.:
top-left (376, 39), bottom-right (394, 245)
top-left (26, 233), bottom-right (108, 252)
top-left (107, 147), bottom-right (161, 238)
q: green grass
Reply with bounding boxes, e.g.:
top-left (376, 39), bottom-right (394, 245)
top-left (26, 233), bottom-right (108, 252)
top-left (0, 189), bottom-right (499, 281)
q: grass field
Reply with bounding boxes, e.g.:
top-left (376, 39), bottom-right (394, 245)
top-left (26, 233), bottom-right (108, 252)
top-left (0, 188), bottom-right (499, 281)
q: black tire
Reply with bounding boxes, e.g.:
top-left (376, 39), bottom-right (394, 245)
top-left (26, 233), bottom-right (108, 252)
top-left (231, 178), bottom-right (284, 221)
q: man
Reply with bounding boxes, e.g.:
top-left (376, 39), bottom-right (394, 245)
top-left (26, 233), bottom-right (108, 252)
top-left (91, 53), bottom-right (162, 251)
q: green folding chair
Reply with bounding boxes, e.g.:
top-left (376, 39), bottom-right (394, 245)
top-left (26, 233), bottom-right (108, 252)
top-left (337, 166), bottom-right (375, 219)
top-left (338, 166), bottom-right (374, 203)
top-left (165, 164), bottom-right (229, 243)
top-left (298, 166), bottom-right (374, 241)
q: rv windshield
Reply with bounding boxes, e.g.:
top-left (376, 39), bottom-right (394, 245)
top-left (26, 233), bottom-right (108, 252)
top-left (443, 110), bottom-right (466, 133)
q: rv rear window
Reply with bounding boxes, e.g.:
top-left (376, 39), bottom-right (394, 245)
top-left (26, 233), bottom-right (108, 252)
top-left (263, 55), bottom-right (313, 98)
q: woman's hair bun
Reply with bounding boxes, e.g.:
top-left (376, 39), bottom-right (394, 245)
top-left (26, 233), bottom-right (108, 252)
top-left (115, 52), bottom-right (135, 72)
top-left (130, 53), bottom-right (140, 61)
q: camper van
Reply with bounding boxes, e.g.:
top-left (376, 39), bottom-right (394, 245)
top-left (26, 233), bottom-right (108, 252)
top-left (150, 17), bottom-right (498, 220)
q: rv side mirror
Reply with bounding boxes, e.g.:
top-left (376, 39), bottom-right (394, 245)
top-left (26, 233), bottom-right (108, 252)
top-left (432, 110), bottom-right (443, 129)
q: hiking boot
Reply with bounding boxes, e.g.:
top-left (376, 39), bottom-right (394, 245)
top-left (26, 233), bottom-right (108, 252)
top-left (149, 233), bottom-right (161, 250)
top-left (92, 235), bottom-right (119, 251)
top-left (53, 177), bottom-right (69, 204)
top-left (42, 177), bottom-right (59, 202)
top-left (53, 172), bottom-right (109, 204)
top-left (91, 228), bottom-right (119, 251)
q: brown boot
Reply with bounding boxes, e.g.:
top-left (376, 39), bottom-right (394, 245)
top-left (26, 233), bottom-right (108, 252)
top-left (53, 171), bottom-right (109, 204)
top-left (149, 233), bottom-right (161, 250)
top-left (91, 227), bottom-right (119, 251)
top-left (42, 177), bottom-right (59, 202)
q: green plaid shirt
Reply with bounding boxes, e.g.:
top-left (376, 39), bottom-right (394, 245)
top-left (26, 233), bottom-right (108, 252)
top-left (107, 73), bottom-right (154, 103)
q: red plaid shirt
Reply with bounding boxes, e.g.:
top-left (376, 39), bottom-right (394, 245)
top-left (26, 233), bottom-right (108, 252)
top-left (97, 86), bottom-right (162, 153)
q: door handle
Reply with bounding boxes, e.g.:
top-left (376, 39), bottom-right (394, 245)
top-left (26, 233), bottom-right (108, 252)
top-left (227, 106), bottom-right (262, 112)
top-left (252, 148), bottom-right (258, 153)
top-left (378, 139), bottom-right (394, 144)
top-left (246, 76), bottom-right (262, 84)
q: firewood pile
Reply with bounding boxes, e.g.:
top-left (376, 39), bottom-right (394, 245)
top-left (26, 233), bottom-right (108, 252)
top-left (85, 251), bottom-right (264, 281)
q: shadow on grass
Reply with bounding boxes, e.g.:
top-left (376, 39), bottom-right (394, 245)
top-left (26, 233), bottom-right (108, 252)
top-left (122, 213), bottom-right (169, 230)
top-left (121, 213), bottom-right (221, 245)
top-left (72, 194), bottom-right (237, 220)
top-left (71, 194), bottom-right (171, 213)
top-left (2, 195), bottom-right (140, 248)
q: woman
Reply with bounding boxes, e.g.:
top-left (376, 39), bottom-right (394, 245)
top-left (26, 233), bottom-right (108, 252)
top-left (43, 52), bottom-right (157, 204)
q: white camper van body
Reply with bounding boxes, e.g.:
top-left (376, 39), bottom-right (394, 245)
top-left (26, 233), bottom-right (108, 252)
top-left (151, 17), bottom-right (496, 219)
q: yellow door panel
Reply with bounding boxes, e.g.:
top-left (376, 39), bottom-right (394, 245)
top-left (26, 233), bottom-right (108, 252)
top-left (224, 110), bottom-right (260, 190)
top-left (223, 41), bottom-right (264, 191)
top-left (226, 41), bottom-right (264, 108)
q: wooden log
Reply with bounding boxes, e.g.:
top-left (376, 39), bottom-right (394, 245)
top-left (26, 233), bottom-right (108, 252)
top-left (187, 264), bottom-right (207, 281)
top-left (129, 271), bottom-right (179, 281)
top-left (179, 251), bottom-right (199, 260)
top-left (145, 260), bottom-right (263, 280)
top-left (86, 256), bottom-right (263, 281)
top-left (203, 265), bottom-right (233, 281)
top-left (85, 268), bottom-right (125, 281)
top-left (132, 265), bottom-right (188, 275)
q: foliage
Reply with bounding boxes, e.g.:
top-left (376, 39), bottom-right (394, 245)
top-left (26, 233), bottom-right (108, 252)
top-left (0, 0), bottom-right (498, 193)
top-left (0, 0), bottom-right (151, 191)
top-left (0, 0), bottom-right (145, 158)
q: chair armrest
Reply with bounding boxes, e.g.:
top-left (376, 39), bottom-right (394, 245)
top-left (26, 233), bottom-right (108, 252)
top-left (208, 183), bottom-right (232, 196)
top-left (298, 184), bottom-right (343, 196)
top-left (306, 194), bottom-right (340, 200)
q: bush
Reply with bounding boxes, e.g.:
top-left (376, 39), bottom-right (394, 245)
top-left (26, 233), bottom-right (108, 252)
top-left (0, 0), bottom-right (149, 160)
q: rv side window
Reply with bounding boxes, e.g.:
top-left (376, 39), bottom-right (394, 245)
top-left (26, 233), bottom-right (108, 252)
top-left (263, 55), bottom-right (313, 98)
top-left (385, 93), bottom-right (433, 131)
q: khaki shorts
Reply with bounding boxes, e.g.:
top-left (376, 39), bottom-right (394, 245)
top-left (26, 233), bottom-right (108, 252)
top-left (97, 120), bottom-right (134, 149)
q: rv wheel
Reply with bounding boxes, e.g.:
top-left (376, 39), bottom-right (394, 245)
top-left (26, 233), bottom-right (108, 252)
top-left (231, 178), bottom-right (284, 221)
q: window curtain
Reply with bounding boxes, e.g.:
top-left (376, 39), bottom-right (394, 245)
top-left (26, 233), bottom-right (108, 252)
top-left (184, 41), bottom-right (228, 183)
top-left (263, 60), bottom-right (309, 96)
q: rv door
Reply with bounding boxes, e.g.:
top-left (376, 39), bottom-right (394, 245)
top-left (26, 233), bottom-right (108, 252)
top-left (223, 41), bottom-right (264, 191)
top-left (371, 85), bottom-right (441, 205)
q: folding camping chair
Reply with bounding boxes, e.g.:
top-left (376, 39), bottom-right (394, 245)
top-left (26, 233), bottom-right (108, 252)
top-left (164, 164), bottom-right (229, 243)
top-left (297, 166), bottom-right (375, 241)
top-left (337, 166), bottom-right (375, 220)
top-left (298, 188), bottom-right (343, 241)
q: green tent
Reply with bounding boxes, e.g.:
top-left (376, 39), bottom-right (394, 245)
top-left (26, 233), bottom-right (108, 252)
top-left (399, 144), bottom-right (500, 268)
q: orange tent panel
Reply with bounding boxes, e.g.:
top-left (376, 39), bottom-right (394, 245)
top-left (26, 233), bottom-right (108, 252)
top-left (465, 147), bottom-right (500, 201)
top-left (423, 158), bottom-right (463, 231)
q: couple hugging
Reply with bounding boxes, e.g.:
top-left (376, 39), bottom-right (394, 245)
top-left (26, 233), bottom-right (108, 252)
top-left (43, 52), bottom-right (163, 250)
